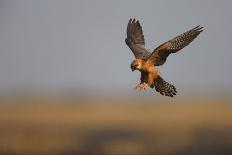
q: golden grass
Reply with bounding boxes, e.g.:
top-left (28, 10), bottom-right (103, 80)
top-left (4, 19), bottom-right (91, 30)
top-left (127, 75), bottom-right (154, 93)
top-left (0, 96), bottom-right (232, 155)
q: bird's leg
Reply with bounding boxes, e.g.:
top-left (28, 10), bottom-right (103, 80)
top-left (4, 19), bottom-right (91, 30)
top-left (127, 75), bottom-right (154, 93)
top-left (134, 72), bottom-right (148, 91)
top-left (147, 72), bottom-right (155, 86)
top-left (134, 72), bottom-right (154, 91)
top-left (141, 83), bottom-right (148, 91)
top-left (134, 83), bottom-right (147, 91)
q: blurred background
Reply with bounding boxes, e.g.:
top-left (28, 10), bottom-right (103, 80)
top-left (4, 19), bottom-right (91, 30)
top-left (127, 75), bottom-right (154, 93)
top-left (0, 0), bottom-right (232, 155)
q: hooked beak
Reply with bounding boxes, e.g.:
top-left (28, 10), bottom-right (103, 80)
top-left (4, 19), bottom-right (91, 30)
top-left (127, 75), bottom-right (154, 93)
top-left (131, 66), bottom-right (136, 72)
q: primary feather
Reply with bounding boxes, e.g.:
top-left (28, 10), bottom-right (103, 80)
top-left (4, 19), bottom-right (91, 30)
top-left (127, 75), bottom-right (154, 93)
top-left (147, 26), bottom-right (203, 66)
top-left (125, 19), bottom-right (151, 59)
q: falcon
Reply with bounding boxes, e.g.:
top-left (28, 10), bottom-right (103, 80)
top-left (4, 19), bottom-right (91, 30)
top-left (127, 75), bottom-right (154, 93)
top-left (125, 19), bottom-right (203, 97)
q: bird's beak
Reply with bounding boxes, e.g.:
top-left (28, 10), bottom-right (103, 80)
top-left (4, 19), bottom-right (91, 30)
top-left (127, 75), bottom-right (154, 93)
top-left (131, 66), bottom-right (136, 72)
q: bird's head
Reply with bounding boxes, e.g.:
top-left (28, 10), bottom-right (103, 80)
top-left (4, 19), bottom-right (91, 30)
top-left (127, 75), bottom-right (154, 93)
top-left (130, 59), bottom-right (142, 72)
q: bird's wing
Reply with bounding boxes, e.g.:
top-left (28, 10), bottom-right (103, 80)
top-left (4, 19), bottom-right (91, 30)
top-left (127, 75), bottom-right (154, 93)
top-left (147, 26), bottom-right (203, 66)
top-left (125, 19), bottom-right (151, 59)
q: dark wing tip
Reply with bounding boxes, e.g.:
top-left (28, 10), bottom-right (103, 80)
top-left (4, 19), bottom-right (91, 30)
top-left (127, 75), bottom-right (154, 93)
top-left (194, 25), bottom-right (204, 33)
top-left (128, 18), bottom-right (140, 23)
top-left (136, 20), bottom-right (141, 28)
top-left (132, 18), bottom-right (136, 23)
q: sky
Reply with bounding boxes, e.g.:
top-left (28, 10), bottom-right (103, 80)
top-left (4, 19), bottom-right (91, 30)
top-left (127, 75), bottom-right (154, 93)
top-left (0, 0), bottom-right (232, 94)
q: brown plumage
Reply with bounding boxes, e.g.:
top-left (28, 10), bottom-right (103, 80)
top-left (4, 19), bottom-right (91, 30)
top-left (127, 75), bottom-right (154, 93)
top-left (125, 19), bottom-right (203, 97)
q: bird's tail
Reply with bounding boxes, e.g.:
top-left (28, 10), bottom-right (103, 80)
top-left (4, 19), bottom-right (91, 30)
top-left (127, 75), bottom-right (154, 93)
top-left (151, 76), bottom-right (177, 97)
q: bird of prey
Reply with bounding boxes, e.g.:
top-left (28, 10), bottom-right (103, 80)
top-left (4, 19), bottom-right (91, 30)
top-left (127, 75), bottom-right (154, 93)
top-left (125, 19), bottom-right (203, 97)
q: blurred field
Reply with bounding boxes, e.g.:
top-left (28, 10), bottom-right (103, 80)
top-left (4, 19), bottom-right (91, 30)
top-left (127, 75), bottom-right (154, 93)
top-left (0, 95), bottom-right (232, 155)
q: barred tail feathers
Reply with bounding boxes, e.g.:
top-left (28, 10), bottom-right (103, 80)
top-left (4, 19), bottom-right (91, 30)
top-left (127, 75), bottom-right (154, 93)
top-left (151, 76), bottom-right (177, 97)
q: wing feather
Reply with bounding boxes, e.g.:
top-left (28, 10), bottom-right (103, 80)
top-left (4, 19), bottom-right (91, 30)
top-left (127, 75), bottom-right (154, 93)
top-left (125, 19), bottom-right (151, 59)
top-left (147, 26), bottom-right (203, 66)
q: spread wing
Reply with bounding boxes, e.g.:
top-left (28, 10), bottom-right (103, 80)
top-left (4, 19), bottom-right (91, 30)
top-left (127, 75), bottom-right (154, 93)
top-left (125, 19), bottom-right (151, 59)
top-left (147, 25), bottom-right (203, 66)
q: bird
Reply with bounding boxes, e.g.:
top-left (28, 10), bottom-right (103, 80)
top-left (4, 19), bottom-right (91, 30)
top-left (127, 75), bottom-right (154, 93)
top-left (125, 19), bottom-right (203, 97)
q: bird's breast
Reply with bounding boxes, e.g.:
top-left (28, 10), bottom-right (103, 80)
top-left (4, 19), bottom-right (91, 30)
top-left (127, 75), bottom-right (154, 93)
top-left (141, 62), bottom-right (159, 77)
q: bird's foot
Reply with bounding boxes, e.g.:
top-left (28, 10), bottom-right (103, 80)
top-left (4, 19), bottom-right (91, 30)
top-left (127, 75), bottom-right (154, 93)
top-left (134, 83), bottom-right (147, 91)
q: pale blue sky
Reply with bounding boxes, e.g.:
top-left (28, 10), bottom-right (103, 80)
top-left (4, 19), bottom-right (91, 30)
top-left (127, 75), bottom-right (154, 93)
top-left (0, 0), bottom-right (231, 93)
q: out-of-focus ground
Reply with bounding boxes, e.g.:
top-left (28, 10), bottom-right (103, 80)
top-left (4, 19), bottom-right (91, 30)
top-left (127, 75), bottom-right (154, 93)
top-left (0, 95), bottom-right (232, 155)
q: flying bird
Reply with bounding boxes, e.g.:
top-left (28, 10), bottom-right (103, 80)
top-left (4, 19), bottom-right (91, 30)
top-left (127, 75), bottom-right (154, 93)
top-left (125, 19), bottom-right (203, 97)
